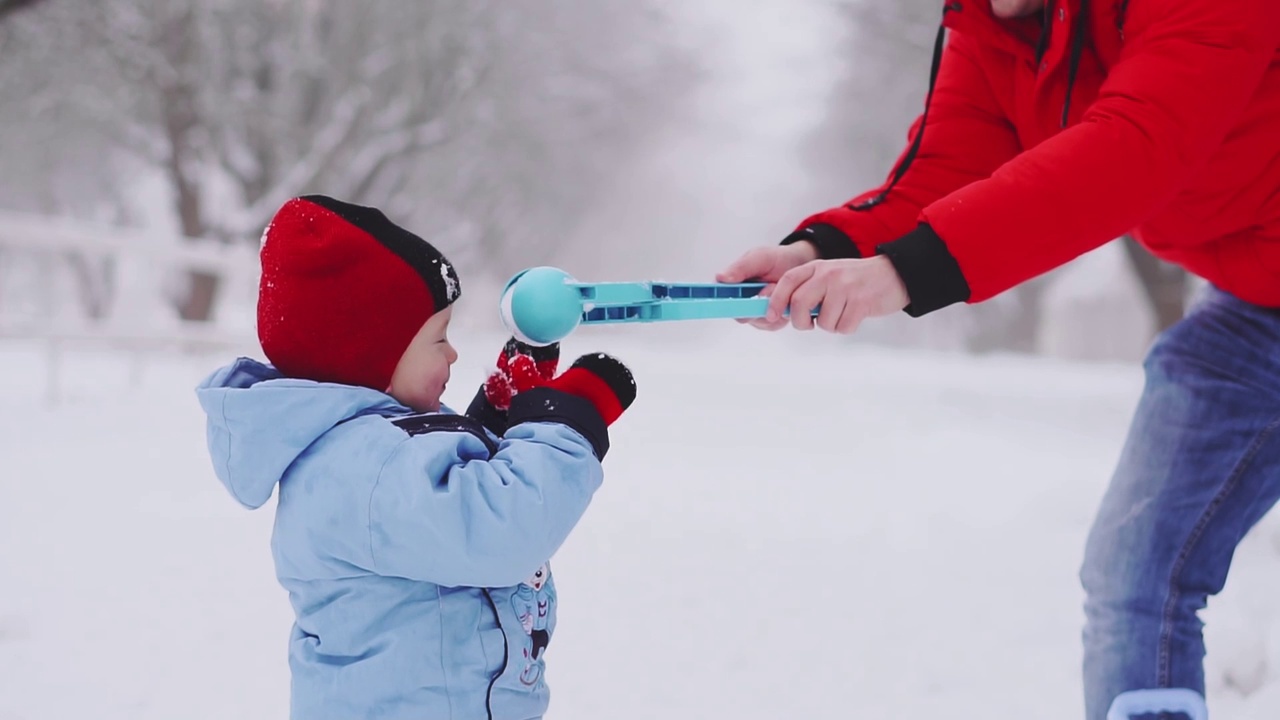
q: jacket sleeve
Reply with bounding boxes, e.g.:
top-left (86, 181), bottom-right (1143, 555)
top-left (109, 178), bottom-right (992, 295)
top-left (366, 396), bottom-right (605, 588)
top-left (891, 0), bottom-right (1280, 311)
top-left (789, 30), bottom-right (1022, 261)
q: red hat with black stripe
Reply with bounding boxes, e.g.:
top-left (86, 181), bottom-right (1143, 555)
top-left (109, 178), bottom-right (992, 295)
top-left (257, 195), bottom-right (461, 391)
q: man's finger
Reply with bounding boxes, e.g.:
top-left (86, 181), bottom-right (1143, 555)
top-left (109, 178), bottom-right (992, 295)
top-left (835, 306), bottom-right (865, 335)
top-left (748, 315), bottom-right (789, 331)
top-left (788, 268), bottom-right (828, 331)
top-left (789, 279), bottom-right (822, 331)
top-left (815, 293), bottom-right (847, 333)
top-left (766, 263), bottom-right (815, 322)
top-left (716, 250), bottom-right (767, 284)
top-left (746, 285), bottom-right (784, 329)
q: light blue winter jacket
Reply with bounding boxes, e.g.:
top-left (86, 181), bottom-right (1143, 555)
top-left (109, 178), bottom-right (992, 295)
top-left (195, 358), bottom-right (603, 720)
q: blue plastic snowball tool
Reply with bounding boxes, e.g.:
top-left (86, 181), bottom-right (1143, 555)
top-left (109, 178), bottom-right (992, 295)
top-left (1106, 688), bottom-right (1207, 720)
top-left (499, 266), bottom-right (817, 345)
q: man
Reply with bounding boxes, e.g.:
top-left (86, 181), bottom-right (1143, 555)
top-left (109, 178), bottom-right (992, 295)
top-left (718, 1), bottom-right (1280, 717)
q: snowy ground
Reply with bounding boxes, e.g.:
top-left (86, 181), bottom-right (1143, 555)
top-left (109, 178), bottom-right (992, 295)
top-left (2, 328), bottom-right (1278, 720)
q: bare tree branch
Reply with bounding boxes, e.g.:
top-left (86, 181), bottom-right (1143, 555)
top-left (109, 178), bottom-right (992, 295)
top-left (220, 85), bottom-right (372, 237)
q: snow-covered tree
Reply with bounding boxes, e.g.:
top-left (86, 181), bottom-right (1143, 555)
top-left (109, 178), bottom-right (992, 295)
top-left (0, 0), bottom-right (688, 323)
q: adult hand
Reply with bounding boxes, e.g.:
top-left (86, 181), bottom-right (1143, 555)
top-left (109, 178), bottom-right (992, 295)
top-left (716, 242), bottom-right (820, 330)
top-left (765, 255), bottom-right (910, 334)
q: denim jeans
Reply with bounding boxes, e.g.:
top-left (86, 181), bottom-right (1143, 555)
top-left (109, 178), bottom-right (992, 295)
top-left (1081, 286), bottom-right (1280, 719)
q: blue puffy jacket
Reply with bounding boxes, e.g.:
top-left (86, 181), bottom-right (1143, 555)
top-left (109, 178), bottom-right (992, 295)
top-left (196, 358), bottom-right (604, 719)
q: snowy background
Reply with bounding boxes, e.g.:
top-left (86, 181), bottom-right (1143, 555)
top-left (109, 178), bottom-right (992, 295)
top-left (0, 0), bottom-right (1276, 718)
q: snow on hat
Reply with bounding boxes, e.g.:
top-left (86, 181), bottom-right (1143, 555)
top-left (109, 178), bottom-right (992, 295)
top-left (256, 195), bottom-right (461, 391)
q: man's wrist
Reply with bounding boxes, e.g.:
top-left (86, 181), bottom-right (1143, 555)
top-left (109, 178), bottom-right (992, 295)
top-left (781, 223), bottom-right (861, 260)
top-left (786, 239), bottom-right (820, 263)
top-left (875, 224), bottom-right (970, 317)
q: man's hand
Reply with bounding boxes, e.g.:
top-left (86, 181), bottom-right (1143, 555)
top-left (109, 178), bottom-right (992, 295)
top-left (717, 241), bottom-right (819, 284)
top-left (765, 255), bottom-right (911, 334)
top-left (716, 242), bottom-right (820, 330)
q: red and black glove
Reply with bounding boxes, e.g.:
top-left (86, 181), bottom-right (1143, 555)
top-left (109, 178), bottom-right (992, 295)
top-left (507, 352), bottom-right (637, 459)
top-left (484, 337), bottom-right (560, 411)
top-left (466, 338), bottom-right (559, 434)
top-left (540, 353), bottom-right (636, 426)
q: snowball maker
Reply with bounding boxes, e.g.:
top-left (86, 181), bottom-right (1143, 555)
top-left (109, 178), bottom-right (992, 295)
top-left (498, 266), bottom-right (821, 345)
top-left (499, 267), bottom-right (584, 346)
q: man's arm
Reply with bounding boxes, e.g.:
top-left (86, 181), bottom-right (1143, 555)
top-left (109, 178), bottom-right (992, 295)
top-left (887, 0), bottom-right (1280, 313)
top-left (788, 29), bottom-right (1023, 261)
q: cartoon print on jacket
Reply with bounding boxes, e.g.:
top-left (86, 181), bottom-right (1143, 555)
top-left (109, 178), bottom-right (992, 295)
top-left (511, 563), bottom-right (555, 687)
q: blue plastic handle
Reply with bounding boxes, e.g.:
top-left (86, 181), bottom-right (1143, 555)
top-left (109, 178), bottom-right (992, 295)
top-left (1106, 689), bottom-right (1207, 720)
top-left (573, 281), bottom-right (817, 325)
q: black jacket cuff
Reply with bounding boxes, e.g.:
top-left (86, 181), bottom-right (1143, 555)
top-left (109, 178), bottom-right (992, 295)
top-left (780, 223), bottom-right (861, 260)
top-left (875, 224), bottom-right (971, 317)
top-left (464, 387), bottom-right (509, 436)
top-left (508, 387), bottom-right (610, 460)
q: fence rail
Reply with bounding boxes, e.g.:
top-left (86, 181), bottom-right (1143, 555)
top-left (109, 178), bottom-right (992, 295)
top-left (0, 209), bottom-right (259, 402)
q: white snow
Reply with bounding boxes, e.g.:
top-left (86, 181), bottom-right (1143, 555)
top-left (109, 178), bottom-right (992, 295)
top-left (1, 329), bottom-right (1277, 720)
top-left (440, 261), bottom-right (459, 303)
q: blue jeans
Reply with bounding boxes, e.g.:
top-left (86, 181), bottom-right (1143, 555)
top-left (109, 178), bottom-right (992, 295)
top-left (1081, 286), bottom-right (1280, 719)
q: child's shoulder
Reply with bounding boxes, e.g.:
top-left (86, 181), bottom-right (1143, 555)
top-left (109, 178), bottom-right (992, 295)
top-left (388, 412), bottom-right (498, 456)
top-left (317, 409), bottom-right (498, 473)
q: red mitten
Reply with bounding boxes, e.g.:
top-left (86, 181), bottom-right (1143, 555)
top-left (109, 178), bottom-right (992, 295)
top-left (502, 352), bottom-right (636, 459)
top-left (544, 353), bottom-right (636, 426)
top-left (483, 338), bottom-right (560, 411)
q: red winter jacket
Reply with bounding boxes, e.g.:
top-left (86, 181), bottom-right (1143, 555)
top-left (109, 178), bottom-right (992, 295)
top-left (787, 0), bottom-right (1280, 315)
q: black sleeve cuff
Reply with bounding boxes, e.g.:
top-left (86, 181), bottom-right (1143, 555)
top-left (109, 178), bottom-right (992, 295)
top-left (780, 223), bottom-right (862, 260)
top-left (464, 386), bottom-right (509, 436)
top-left (875, 224), bottom-right (971, 317)
top-left (508, 387), bottom-right (611, 460)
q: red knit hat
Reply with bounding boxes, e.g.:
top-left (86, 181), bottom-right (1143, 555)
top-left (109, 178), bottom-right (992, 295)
top-left (257, 195), bottom-right (461, 390)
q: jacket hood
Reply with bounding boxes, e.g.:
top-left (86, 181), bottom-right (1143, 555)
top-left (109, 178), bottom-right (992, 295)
top-left (195, 357), bottom-right (406, 509)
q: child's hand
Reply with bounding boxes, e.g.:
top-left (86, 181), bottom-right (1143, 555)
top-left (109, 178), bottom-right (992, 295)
top-left (540, 353), bottom-right (637, 426)
top-left (469, 343), bottom-right (635, 452)
top-left (499, 352), bottom-right (637, 459)
top-left (466, 338), bottom-right (559, 435)
top-left (484, 338), bottom-right (559, 411)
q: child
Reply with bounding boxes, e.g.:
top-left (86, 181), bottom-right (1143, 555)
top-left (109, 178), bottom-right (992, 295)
top-left (195, 195), bottom-right (636, 720)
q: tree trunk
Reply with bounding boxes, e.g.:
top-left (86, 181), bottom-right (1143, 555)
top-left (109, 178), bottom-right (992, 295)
top-left (172, 142), bottom-right (219, 322)
top-left (1121, 235), bottom-right (1187, 335)
top-left (66, 252), bottom-right (116, 321)
top-left (157, 6), bottom-right (220, 323)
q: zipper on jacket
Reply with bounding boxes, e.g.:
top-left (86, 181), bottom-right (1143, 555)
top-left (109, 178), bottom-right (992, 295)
top-left (482, 589), bottom-right (508, 720)
top-left (850, 2), bottom-right (959, 210)
top-left (1033, 2), bottom-right (1053, 64)
top-left (1060, 0), bottom-right (1089, 128)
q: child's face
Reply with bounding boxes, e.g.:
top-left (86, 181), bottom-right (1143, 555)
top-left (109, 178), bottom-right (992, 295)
top-left (387, 308), bottom-right (458, 412)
